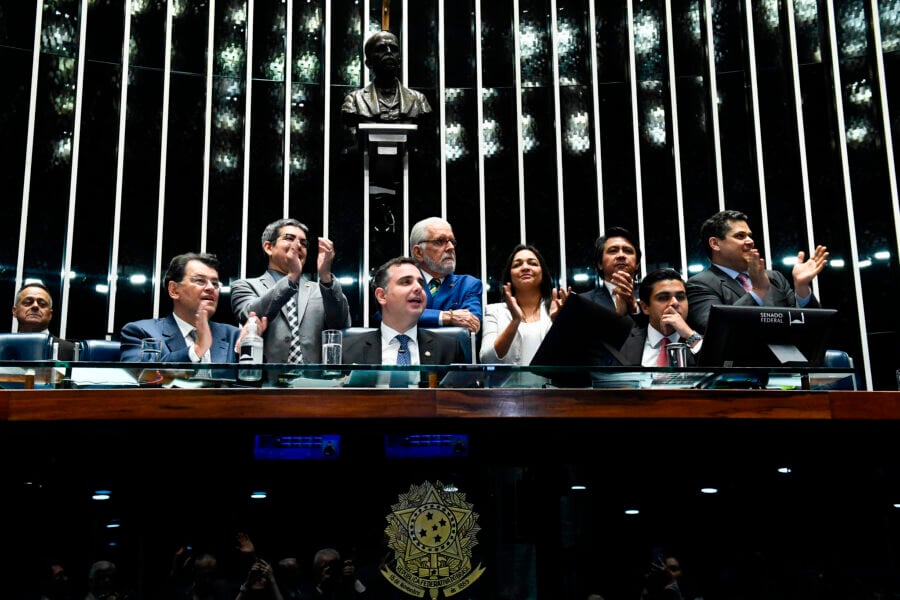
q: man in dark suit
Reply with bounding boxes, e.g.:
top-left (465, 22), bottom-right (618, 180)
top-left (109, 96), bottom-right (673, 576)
top-left (584, 226), bottom-right (641, 318)
top-left (120, 253), bottom-right (266, 362)
top-left (620, 269), bottom-right (703, 366)
top-left (686, 209), bottom-right (828, 333)
top-left (410, 217), bottom-right (482, 334)
top-left (11, 282), bottom-right (75, 360)
top-left (231, 218), bottom-right (350, 363)
top-left (342, 257), bottom-right (467, 365)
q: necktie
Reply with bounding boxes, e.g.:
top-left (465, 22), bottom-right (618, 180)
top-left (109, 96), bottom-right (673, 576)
top-left (395, 334), bottom-right (411, 366)
top-left (736, 272), bottom-right (752, 292)
top-left (657, 336), bottom-right (670, 366)
top-left (285, 294), bottom-right (304, 364)
top-left (428, 278), bottom-right (441, 296)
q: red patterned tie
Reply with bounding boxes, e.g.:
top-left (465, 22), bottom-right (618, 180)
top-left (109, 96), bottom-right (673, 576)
top-left (736, 272), bottom-right (752, 292)
top-left (657, 337), bottom-right (670, 366)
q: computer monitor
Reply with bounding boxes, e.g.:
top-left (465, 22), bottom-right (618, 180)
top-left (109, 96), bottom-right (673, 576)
top-left (698, 305), bottom-right (838, 367)
top-left (530, 293), bottom-right (635, 368)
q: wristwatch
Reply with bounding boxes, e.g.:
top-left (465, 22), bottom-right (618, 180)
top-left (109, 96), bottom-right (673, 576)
top-left (684, 332), bottom-right (703, 346)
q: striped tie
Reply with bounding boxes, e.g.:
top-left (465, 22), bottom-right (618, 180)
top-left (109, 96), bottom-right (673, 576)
top-left (428, 278), bottom-right (441, 296)
top-left (285, 294), bottom-right (304, 364)
top-left (736, 272), bottom-right (752, 292)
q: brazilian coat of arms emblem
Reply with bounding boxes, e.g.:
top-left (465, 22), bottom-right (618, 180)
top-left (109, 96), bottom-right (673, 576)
top-left (381, 481), bottom-right (486, 598)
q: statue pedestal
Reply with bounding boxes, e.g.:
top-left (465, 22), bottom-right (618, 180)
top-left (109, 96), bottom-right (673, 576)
top-left (357, 123), bottom-right (418, 325)
top-left (358, 122), bottom-right (418, 156)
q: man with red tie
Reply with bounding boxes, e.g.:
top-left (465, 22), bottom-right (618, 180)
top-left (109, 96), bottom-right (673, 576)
top-left (686, 209), bottom-right (828, 334)
top-left (619, 269), bottom-right (703, 367)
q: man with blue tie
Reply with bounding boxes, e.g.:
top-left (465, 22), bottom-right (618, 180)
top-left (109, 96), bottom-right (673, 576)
top-left (409, 217), bottom-right (482, 334)
top-left (686, 209), bottom-right (829, 333)
top-left (342, 257), bottom-right (467, 365)
top-left (120, 253), bottom-right (266, 362)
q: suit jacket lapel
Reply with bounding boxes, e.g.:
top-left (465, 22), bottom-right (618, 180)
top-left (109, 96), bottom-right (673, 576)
top-left (161, 315), bottom-right (186, 353)
top-left (361, 83), bottom-right (380, 118)
top-left (364, 331), bottom-right (381, 364)
top-left (295, 277), bottom-right (312, 322)
top-left (710, 265), bottom-right (746, 299)
top-left (209, 323), bottom-right (231, 362)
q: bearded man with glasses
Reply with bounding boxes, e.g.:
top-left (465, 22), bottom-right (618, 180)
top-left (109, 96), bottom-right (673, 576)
top-left (409, 217), bottom-right (482, 333)
top-left (120, 252), bottom-right (267, 362)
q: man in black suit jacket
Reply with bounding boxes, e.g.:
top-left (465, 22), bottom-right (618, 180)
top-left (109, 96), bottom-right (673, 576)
top-left (11, 282), bottom-right (75, 360)
top-left (342, 257), bottom-right (467, 365)
top-left (619, 269), bottom-right (703, 366)
top-left (584, 226), bottom-right (642, 319)
top-left (686, 210), bottom-right (828, 333)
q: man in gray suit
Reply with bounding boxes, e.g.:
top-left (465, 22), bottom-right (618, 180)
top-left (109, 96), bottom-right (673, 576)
top-left (231, 218), bottom-right (351, 363)
top-left (686, 209), bottom-right (828, 333)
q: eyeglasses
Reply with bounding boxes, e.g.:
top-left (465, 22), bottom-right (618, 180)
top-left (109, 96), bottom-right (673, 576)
top-left (420, 237), bottom-right (457, 248)
top-left (278, 233), bottom-right (309, 248)
top-left (184, 275), bottom-right (221, 290)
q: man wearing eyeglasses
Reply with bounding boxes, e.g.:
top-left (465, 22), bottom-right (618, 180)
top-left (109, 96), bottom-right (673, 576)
top-left (120, 253), bottom-right (267, 362)
top-left (231, 218), bottom-right (351, 363)
top-left (409, 217), bottom-right (482, 333)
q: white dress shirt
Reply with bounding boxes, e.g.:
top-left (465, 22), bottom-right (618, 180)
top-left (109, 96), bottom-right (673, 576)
top-left (380, 324), bottom-right (420, 365)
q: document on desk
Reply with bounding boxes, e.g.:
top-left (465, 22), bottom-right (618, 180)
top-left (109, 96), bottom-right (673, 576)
top-left (70, 367), bottom-right (139, 387)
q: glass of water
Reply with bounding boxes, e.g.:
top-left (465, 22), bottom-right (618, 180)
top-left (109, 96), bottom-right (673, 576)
top-left (321, 330), bottom-right (342, 365)
top-left (141, 338), bottom-right (163, 362)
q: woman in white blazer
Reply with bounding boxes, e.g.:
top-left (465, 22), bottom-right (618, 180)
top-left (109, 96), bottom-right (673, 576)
top-left (479, 244), bottom-right (566, 365)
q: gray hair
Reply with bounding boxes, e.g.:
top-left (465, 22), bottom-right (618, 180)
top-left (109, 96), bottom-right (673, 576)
top-left (409, 216), bottom-right (451, 248)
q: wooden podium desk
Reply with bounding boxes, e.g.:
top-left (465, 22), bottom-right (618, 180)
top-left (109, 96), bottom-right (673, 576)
top-left (2, 386), bottom-right (898, 422)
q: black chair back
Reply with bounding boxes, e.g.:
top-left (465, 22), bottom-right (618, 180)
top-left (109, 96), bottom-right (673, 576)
top-left (0, 332), bottom-right (53, 360)
top-left (80, 340), bottom-right (122, 361)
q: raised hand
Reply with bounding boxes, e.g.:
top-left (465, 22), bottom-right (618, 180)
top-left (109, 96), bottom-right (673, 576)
top-left (793, 244), bottom-right (828, 296)
top-left (317, 237), bottom-right (337, 284)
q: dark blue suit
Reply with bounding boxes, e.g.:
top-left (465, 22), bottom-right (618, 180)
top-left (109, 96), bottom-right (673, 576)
top-left (420, 272), bottom-right (483, 327)
top-left (120, 314), bottom-right (242, 363)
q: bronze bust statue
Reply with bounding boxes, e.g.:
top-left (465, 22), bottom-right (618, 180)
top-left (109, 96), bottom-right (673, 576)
top-left (341, 31), bottom-right (432, 124)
